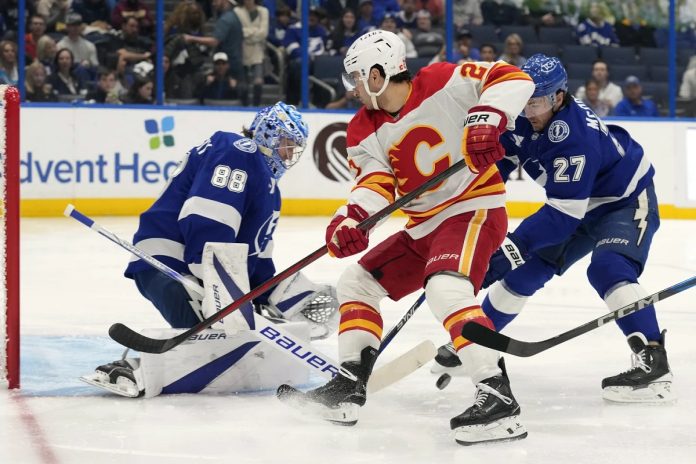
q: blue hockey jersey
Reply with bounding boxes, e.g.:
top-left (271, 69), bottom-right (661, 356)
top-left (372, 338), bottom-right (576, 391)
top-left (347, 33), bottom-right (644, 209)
top-left (498, 97), bottom-right (654, 253)
top-left (125, 131), bottom-right (280, 300)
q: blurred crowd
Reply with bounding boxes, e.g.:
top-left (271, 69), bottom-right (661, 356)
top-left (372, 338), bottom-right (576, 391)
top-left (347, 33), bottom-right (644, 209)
top-left (0, 0), bottom-right (694, 115)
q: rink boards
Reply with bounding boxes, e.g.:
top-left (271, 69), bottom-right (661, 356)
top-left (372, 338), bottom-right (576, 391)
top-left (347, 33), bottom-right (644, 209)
top-left (17, 105), bottom-right (696, 218)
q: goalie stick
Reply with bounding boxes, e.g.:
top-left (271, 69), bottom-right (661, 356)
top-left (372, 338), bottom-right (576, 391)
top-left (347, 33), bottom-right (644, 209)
top-left (103, 158), bottom-right (471, 354)
top-left (460, 275), bottom-right (696, 357)
top-left (66, 205), bottom-right (433, 392)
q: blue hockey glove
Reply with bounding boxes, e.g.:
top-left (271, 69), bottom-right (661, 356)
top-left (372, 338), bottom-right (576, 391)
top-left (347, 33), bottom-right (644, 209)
top-left (482, 233), bottom-right (529, 289)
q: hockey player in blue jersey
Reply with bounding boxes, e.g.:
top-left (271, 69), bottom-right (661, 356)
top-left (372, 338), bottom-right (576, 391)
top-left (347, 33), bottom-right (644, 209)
top-left (82, 102), bottom-right (341, 398)
top-left (433, 55), bottom-right (673, 403)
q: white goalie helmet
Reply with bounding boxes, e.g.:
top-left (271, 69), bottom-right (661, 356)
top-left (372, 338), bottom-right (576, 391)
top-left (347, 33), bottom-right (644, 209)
top-left (342, 29), bottom-right (407, 109)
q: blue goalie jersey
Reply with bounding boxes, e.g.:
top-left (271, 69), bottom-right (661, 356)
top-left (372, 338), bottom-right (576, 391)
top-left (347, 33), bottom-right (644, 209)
top-left (498, 97), bottom-right (655, 253)
top-left (125, 131), bottom-right (280, 298)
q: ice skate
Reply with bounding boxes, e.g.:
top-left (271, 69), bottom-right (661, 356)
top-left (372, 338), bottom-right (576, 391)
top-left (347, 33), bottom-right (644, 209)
top-left (602, 330), bottom-right (674, 403)
top-left (277, 347), bottom-right (376, 425)
top-left (450, 359), bottom-right (527, 445)
top-left (80, 358), bottom-right (144, 398)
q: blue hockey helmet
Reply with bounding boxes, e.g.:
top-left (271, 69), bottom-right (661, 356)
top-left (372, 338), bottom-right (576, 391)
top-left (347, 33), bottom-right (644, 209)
top-left (250, 102), bottom-right (309, 179)
top-left (520, 54), bottom-right (568, 118)
top-left (521, 53), bottom-right (568, 98)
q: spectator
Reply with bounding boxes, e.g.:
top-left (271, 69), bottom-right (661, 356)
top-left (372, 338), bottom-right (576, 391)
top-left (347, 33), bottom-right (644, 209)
top-left (499, 32), bottom-right (526, 66)
top-left (24, 60), bottom-right (57, 102)
top-left (679, 55), bottom-right (696, 100)
top-left (580, 78), bottom-right (610, 117)
top-left (25, 14), bottom-right (47, 61)
top-left (576, 2), bottom-right (619, 47)
top-left (479, 42), bottom-right (497, 62)
top-left (412, 9), bottom-right (444, 58)
top-left (36, 35), bottom-right (57, 75)
top-left (327, 8), bottom-right (360, 56)
top-left (356, 0), bottom-right (379, 31)
top-left (284, 7), bottom-right (328, 105)
top-left (57, 13), bottom-right (100, 69)
top-left (523, 0), bottom-right (568, 27)
top-left (124, 74), bottom-right (153, 104)
top-left (48, 48), bottom-right (85, 97)
top-left (162, 54), bottom-right (190, 99)
top-left (371, 0), bottom-right (401, 25)
top-left (453, 27), bottom-right (480, 61)
top-left (613, 75), bottom-right (659, 117)
top-left (396, 0), bottom-right (418, 30)
top-left (86, 67), bottom-right (122, 103)
top-left (268, 5), bottom-right (294, 47)
top-left (481, 0), bottom-right (521, 26)
top-left (453, 0), bottom-right (483, 26)
top-left (235, 0), bottom-right (269, 106)
top-left (109, 16), bottom-right (153, 66)
top-left (0, 40), bottom-right (17, 84)
top-left (324, 0), bottom-right (360, 22)
top-left (575, 58), bottom-right (623, 110)
top-left (36, 0), bottom-right (69, 33)
top-left (415, 0), bottom-right (443, 24)
top-left (72, 0), bottom-right (112, 26)
top-left (201, 51), bottom-right (240, 101)
top-left (111, 0), bottom-right (154, 36)
top-left (379, 13), bottom-right (417, 58)
top-left (182, 0), bottom-right (244, 89)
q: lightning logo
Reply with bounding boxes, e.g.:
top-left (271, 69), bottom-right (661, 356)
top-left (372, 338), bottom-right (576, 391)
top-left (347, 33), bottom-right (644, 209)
top-left (634, 192), bottom-right (649, 246)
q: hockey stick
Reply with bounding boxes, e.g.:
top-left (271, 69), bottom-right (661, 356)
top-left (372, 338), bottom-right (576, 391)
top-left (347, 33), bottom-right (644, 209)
top-left (460, 275), bottom-right (696, 357)
top-left (367, 293), bottom-right (437, 393)
top-left (105, 158), bottom-right (471, 354)
top-left (67, 204), bottom-right (433, 389)
top-left (65, 204), bottom-right (352, 380)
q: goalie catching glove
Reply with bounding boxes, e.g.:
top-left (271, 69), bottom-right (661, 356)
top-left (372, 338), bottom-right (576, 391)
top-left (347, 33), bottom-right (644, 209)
top-left (258, 271), bottom-right (340, 340)
top-left (326, 204), bottom-right (370, 258)
top-left (482, 232), bottom-right (529, 289)
top-left (462, 106), bottom-right (508, 173)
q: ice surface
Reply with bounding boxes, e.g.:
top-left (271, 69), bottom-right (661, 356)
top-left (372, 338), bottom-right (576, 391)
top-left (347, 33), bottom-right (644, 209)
top-left (2, 216), bottom-right (695, 463)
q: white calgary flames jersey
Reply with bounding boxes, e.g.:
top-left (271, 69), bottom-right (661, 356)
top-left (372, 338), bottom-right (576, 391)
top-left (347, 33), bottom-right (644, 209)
top-left (344, 61), bottom-right (534, 239)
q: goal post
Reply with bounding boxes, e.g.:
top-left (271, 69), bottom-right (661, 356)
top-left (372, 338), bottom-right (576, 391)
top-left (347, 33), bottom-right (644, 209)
top-left (1, 85), bottom-right (20, 389)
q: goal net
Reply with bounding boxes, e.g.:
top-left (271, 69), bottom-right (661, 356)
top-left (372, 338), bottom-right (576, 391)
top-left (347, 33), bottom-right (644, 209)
top-left (1, 85), bottom-right (19, 389)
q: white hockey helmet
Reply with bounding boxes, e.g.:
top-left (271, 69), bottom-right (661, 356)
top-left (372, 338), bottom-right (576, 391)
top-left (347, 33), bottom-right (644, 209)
top-left (342, 29), bottom-right (407, 109)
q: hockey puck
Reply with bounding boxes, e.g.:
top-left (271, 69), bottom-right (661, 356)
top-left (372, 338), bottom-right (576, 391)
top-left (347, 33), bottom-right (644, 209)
top-left (436, 373), bottom-right (451, 390)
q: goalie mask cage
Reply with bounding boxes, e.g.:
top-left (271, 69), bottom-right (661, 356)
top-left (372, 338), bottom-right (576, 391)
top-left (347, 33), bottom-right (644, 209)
top-left (1, 85), bottom-right (19, 389)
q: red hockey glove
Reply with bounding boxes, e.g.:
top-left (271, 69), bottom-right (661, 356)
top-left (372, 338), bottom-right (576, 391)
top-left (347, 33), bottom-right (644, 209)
top-left (463, 106), bottom-right (508, 173)
top-left (325, 204), bottom-right (370, 258)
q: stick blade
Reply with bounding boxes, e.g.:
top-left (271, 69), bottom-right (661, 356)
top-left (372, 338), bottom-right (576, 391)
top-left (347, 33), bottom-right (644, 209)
top-left (108, 323), bottom-right (177, 354)
top-left (367, 340), bottom-right (436, 394)
top-left (461, 322), bottom-right (544, 357)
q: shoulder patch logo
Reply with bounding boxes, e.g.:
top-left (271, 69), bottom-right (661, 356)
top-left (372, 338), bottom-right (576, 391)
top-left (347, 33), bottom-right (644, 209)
top-left (548, 120), bottom-right (570, 143)
top-left (234, 138), bottom-right (257, 153)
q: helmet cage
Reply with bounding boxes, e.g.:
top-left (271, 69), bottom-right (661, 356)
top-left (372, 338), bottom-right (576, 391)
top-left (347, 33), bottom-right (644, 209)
top-left (250, 102), bottom-right (308, 179)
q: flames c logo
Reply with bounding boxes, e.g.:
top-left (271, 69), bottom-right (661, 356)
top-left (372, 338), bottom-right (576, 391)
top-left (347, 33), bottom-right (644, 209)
top-left (313, 122), bottom-right (351, 182)
top-left (388, 126), bottom-right (451, 195)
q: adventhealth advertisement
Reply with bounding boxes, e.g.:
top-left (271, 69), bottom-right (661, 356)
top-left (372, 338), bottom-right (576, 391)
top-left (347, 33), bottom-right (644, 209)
top-left (19, 106), bottom-right (685, 214)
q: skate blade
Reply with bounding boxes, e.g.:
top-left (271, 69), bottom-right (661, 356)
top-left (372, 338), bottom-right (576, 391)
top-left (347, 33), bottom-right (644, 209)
top-left (453, 415), bottom-right (527, 446)
top-left (79, 373), bottom-right (142, 398)
top-left (602, 381), bottom-right (676, 404)
top-left (277, 384), bottom-right (359, 425)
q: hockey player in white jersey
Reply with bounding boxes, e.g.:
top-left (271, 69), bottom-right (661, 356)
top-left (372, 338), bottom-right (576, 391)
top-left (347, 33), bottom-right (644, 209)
top-left (277, 30), bottom-right (535, 445)
top-left (433, 54), bottom-right (673, 403)
top-left (81, 102), bottom-right (340, 398)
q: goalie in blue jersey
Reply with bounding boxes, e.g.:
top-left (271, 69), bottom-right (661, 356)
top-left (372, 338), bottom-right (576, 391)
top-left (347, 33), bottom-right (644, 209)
top-left (433, 55), bottom-right (673, 403)
top-left (81, 102), bottom-right (340, 398)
